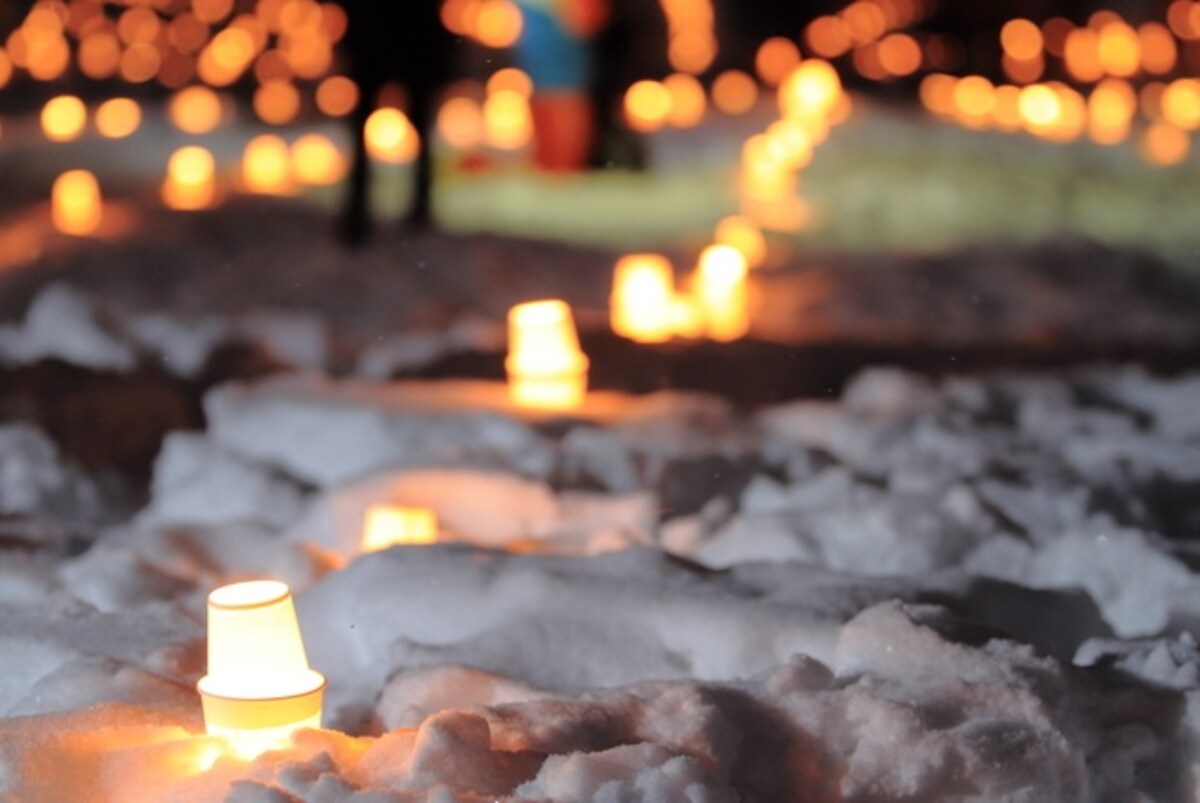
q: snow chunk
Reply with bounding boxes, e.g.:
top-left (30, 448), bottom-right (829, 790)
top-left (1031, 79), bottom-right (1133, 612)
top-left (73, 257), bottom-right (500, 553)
top-left (144, 433), bottom-right (306, 530)
top-left (205, 374), bottom-right (554, 486)
top-left (290, 468), bottom-right (655, 554)
top-left (0, 283), bottom-right (136, 372)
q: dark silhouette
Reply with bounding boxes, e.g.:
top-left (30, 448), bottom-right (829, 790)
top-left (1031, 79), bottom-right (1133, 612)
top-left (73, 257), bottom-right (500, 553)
top-left (588, 0), bottom-right (669, 169)
top-left (335, 0), bottom-right (457, 243)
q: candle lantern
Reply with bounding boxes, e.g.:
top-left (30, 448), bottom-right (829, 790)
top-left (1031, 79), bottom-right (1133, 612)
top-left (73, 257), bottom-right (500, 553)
top-left (51, 170), bottom-right (103, 236)
top-left (506, 299), bottom-right (589, 410)
top-left (362, 505), bottom-right (439, 551)
top-left (197, 581), bottom-right (325, 756)
top-left (610, 254), bottom-right (675, 343)
top-left (695, 245), bottom-right (750, 342)
top-left (713, 215), bottom-right (767, 269)
top-left (163, 146), bottom-right (217, 210)
top-left (242, 134), bottom-right (293, 195)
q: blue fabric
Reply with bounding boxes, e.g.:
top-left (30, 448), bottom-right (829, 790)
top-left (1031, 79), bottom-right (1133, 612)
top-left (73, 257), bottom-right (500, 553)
top-left (513, 5), bottom-right (593, 90)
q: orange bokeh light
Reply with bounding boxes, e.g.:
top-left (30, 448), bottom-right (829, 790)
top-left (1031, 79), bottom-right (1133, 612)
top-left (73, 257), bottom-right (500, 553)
top-left (805, 15), bottom-right (851, 59)
top-left (95, 97), bottom-right (142, 139)
top-left (1139, 23), bottom-right (1177, 75)
top-left (483, 89), bottom-right (532, 149)
top-left (712, 70), bottom-right (758, 116)
top-left (253, 80), bottom-right (302, 125)
top-left (755, 37), bottom-right (801, 87)
top-left (877, 32), bottom-right (921, 77)
top-left (169, 85), bottom-right (224, 134)
top-left (316, 75), bottom-right (359, 117)
top-left (664, 72), bottom-right (706, 128)
top-left (1000, 18), bottom-right (1043, 61)
top-left (487, 67), bottom-right (533, 99)
top-left (438, 96), bottom-right (485, 150)
top-left (1139, 121), bottom-right (1190, 166)
top-left (242, 134), bottom-right (293, 195)
top-left (78, 32), bottom-right (122, 79)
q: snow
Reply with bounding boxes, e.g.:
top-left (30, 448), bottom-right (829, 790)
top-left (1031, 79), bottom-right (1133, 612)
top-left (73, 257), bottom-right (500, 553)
top-left (0, 283), bottom-right (136, 373)
top-left (0, 349), bottom-right (1198, 799)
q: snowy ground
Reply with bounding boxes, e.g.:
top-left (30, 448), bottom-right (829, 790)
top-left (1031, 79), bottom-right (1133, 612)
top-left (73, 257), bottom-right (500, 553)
top-left (0, 279), bottom-right (1198, 799)
top-left (2, 106), bottom-right (1200, 800)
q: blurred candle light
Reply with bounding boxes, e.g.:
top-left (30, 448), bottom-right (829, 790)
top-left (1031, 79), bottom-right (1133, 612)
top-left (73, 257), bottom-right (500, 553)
top-left (197, 581), bottom-right (326, 759)
top-left (290, 134), bottom-right (345, 185)
top-left (242, 134), bottom-right (293, 194)
top-left (713, 215), bottom-right (767, 269)
top-left (624, 80), bottom-right (672, 133)
top-left (506, 299), bottom-right (589, 411)
top-left (483, 89), bottom-right (532, 150)
top-left (94, 97), bottom-right (142, 139)
top-left (169, 86), bottom-right (224, 134)
top-left (695, 245), bottom-right (749, 342)
top-left (779, 60), bottom-right (842, 120)
top-left (366, 107), bottom-right (420, 162)
top-left (362, 505), bottom-right (439, 551)
top-left (1139, 121), bottom-right (1190, 166)
top-left (664, 73), bottom-right (706, 128)
top-left (163, 146), bottom-right (217, 210)
top-left (51, 170), bottom-right (103, 236)
top-left (41, 95), bottom-right (87, 142)
top-left (711, 69), bottom-right (758, 116)
top-left (610, 254), bottom-right (675, 343)
top-left (437, 96), bottom-right (485, 150)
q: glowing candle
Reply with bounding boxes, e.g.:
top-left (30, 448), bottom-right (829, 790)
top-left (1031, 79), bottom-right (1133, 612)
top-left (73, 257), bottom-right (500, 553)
top-left (51, 170), bottom-right (103, 236)
top-left (163, 146), bottom-right (217, 210)
top-left (362, 505), bottom-right (439, 551)
top-left (713, 215), bottom-right (767, 269)
top-left (695, 245), bottom-right (750, 342)
top-left (41, 95), bottom-right (87, 142)
top-left (610, 254), bottom-right (675, 343)
top-left (290, 134), bottom-right (346, 186)
top-left (197, 581), bottom-right (325, 758)
top-left (506, 299), bottom-right (589, 411)
top-left (94, 97), bottom-right (142, 139)
top-left (365, 107), bottom-right (419, 164)
top-left (242, 134), bottom-right (293, 195)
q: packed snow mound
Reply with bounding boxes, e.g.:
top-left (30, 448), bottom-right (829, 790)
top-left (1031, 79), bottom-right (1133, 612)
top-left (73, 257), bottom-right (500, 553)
top-left (0, 602), bottom-right (1190, 802)
top-left (0, 283), bottom-right (136, 372)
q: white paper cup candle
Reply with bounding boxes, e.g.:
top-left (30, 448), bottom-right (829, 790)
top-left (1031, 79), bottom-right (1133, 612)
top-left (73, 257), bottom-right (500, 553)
top-left (197, 581), bottom-right (325, 757)
top-left (506, 299), bottom-right (589, 411)
top-left (610, 254), bottom-right (675, 344)
top-left (51, 170), bottom-right (103, 236)
top-left (362, 505), bottom-right (439, 551)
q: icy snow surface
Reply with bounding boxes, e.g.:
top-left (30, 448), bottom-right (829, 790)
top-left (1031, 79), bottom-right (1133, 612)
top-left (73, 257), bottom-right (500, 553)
top-left (0, 364), bottom-right (1198, 801)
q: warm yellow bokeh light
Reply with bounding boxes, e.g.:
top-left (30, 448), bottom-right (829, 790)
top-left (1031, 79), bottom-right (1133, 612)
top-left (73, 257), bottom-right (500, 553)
top-left (506, 299), bottom-right (589, 411)
top-left (779, 60), bottom-right (843, 119)
top-left (51, 170), bottom-right (103, 236)
top-left (362, 506), bottom-right (439, 551)
top-left (474, 0), bottom-right (523, 48)
top-left (487, 67), bottom-right (533, 99)
top-left (366, 107), bottom-right (420, 162)
top-left (41, 95), bottom-right (87, 142)
top-left (713, 215), bottom-right (767, 269)
top-left (242, 134), bottom-right (293, 195)
top-left (611, 254), bottom-right (676, 343)
top-left (95, 97), bottom-right (142, 139)
top-left (695, 245), bottom-right (750, 342)
top-left (664, 73), bottom-right (706, 128)
top-left (483, 89), bottom-right (532, 150)
top-left (1163, 79), bottom-right (1200, 130)
top-left (291, 134), bottom-right (346, 185)
top-left (169, 85), bottom-right (224, 134)
top-left (163, 145), bottom-right (217, 210)
top-left (624, 80), bottom-right (672, 133)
